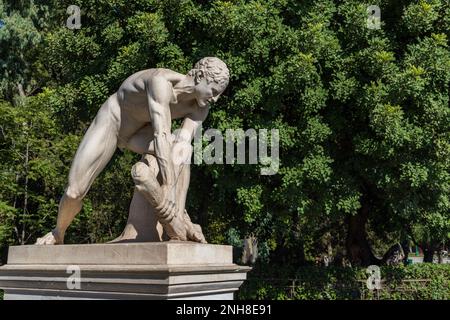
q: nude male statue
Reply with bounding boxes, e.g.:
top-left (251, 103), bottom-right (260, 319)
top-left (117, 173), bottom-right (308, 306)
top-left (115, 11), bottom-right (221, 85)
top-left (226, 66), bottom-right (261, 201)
top-left (36, 57), bottom-right (230, 245)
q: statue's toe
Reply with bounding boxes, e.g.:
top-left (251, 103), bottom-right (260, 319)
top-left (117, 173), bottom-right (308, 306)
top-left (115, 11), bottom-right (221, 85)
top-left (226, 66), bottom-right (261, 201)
top-left (189, 223), bottom-right (207, 244)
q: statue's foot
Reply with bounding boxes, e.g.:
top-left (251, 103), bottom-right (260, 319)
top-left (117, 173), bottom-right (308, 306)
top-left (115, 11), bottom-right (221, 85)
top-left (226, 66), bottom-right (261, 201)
top-left (180, 210), bottom-right (207, 243)
top-left (184, 218), bottom-right (207, 244)
top-left (35, 230), bottom-right (63, 245)
top-left (190, 223), bottom-right (207, 244)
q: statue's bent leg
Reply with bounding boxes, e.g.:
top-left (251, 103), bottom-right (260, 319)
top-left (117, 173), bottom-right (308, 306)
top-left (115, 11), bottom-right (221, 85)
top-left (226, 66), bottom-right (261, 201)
top-left (132, 160), bottom-right (187, 241)
top-left (36, 99), bottom-right (120, 245)
top-left (123, 124), bottom-right (155, 155)
top-left (175, 164), bottom-right (207, 243)
top-left (110, 128), bottom-right (162, 243)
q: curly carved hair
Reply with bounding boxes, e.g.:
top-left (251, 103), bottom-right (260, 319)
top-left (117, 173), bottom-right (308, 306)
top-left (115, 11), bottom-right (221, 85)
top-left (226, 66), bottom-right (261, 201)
top-left (188, 57), bottom-right (230, 90)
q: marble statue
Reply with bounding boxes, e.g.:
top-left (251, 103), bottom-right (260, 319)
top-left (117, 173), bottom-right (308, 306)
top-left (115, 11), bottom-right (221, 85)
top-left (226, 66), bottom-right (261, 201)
top-left (36, 57), bottom-right (230, 245)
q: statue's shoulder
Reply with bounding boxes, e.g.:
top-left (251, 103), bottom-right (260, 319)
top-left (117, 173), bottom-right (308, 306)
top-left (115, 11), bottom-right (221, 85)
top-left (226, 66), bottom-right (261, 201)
top-left (153, 68), bottom-right (185, 81)
top-left (133, 68), bottom-right (183, 82)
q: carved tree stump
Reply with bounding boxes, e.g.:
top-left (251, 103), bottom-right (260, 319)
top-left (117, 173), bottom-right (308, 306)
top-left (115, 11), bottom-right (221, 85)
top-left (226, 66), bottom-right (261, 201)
top-left (131, 158), bottom-right (206, 243)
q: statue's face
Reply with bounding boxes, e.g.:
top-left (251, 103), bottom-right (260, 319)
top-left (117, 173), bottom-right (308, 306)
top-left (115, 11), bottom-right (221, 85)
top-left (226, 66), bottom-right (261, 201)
top-left (194, 77), bottom-right (225, 108)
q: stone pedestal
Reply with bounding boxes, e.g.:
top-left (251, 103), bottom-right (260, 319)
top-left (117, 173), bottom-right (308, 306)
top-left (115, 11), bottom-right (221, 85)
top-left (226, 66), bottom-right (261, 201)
top-left (0, 242), bottom-right (251, 300)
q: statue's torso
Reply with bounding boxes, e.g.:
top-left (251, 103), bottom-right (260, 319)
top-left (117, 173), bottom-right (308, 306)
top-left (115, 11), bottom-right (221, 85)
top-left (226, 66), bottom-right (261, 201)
top-left (116, 68), bottom-right (197, 122)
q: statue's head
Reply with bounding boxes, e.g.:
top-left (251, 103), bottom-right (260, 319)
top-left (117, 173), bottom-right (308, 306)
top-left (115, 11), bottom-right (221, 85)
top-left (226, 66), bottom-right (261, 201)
top-left (187, 57), bottom-right (230, 108)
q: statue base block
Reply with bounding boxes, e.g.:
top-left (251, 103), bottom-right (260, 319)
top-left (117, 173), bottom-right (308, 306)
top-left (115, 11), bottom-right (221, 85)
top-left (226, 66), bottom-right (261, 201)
top-left (0, 242), bottom-right (251, 300)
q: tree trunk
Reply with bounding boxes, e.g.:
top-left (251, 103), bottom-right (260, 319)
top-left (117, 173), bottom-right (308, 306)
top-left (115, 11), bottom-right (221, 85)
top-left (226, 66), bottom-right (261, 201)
top-left (13, 172), bottom-right (20, 241)
top-left (17, 83), bottom-right (26, 97)
top-left (401, 241), bottom-right (410, 265)
top-left (438, 252), bottom-right (444, 264)
top-left (423, 248), bottom-right (434, 263)
top-left (345, 202), bottom-right (379, 266)
top-left (20, 137), bottom-right (30, 245)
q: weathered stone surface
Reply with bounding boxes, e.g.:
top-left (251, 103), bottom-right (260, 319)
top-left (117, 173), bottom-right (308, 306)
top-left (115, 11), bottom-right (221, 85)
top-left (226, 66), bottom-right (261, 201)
top-left (0, 242), bottom-right (251, 300)
top-left (7, 242), bottom-right (232, 265)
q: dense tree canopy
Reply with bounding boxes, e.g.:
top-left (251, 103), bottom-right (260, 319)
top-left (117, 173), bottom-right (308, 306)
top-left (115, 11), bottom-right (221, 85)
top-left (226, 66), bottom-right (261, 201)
top-left (0, 0), bottom-right (449, 267)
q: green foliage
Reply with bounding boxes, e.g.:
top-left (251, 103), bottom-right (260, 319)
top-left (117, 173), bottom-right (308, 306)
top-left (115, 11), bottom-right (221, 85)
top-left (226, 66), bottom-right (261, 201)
top-left (0, 0), bottom-right (45, 100)
top-left (0, 99), bottom-right (75, 246)
top-left (0, 0), bottom-right (448, 275)
top-left (238, 264), bottom-right (450, 300)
